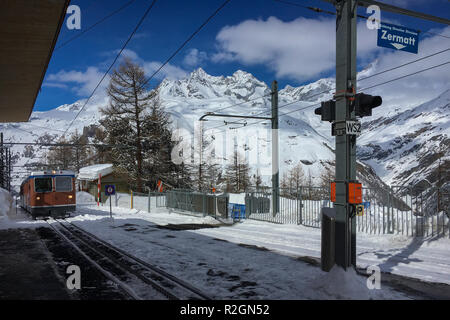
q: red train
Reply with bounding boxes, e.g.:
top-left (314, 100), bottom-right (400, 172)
top-left (20, 170), bottom-right (76, 219)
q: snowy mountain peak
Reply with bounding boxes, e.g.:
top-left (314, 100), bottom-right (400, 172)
top-left (1, 66), bottom-right (448, 191)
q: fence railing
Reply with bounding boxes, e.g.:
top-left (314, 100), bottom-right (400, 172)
top-left (113, 191), bottom-right (166, 212)
top-left (112, 186), bottom-right (448, 238)
top-left (165, 190), bottom-right (229, 219)
top-left (245, 186), bottom-right (449, 238)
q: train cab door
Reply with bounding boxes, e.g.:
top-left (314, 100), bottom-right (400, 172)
top-left (54, 176), bottom-right (73, 206)
top-left (53, 176), bottom-right (64, 206)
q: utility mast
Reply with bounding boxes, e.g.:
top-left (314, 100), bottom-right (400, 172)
top-left (318, 0), bottom-right (450, 271)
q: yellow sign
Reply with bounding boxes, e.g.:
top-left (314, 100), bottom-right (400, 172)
top-left (356, 205), bottom-right (364, 216)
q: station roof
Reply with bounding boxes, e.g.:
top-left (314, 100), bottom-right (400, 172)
top-left (78, 164), bottom-right (114, 181)
top-left (0, 0), bottom-right (70, 122)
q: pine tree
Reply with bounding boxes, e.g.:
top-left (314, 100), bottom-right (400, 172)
top-left (70, 129), bottom-right (89, 172)
top-left (100, 58), bottom-right (182, 192)
top-left (224, 150), bottom-right (250, 193)
top-left (319, 161), bottom-right (335, 189)
top-left (288, 162), bottom-right (306, 194)
top-left (101, 58), bottom-right (155, 192)
top-left (186, 123), bottom-right (222, 191)
top-left (252, 169), bottom-right (263, 191)
top-left (45, 137), bottom-right (73, 170)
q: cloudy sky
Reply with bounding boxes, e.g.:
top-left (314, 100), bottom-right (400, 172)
top-left (36, 0), bottom-right (450, 111)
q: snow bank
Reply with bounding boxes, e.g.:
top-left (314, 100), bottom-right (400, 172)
top-left (308, 266), bottom-right (373, 299)
top-left (76, 191), bottom-right (95, 204)
top-left (77, 163), bottom-right (113, 180)
top-left (0, 188), bottom-right (13, 218)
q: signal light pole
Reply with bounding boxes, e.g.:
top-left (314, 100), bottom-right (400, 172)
top-left (334, 0), bottom-right (358, 269)
top-left (319, 0), bottom-right (449, 271)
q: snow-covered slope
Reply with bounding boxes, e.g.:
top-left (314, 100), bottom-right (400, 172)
top-left (0, 67), bottom-right (447, 192)
top-left (358, 89), bottom-right (450, 187)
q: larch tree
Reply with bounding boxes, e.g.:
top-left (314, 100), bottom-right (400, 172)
top-left (224, 150), bottom-right (250, 193)
top-left (101, 58), bottom-right (181, 192)
top-left (288, 162), bottom-right (306, 192)
top-left (101, 58), bottom-right (155, 192)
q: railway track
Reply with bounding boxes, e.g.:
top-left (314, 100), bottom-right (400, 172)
top-left (45, 217), bottom-right (211, 300)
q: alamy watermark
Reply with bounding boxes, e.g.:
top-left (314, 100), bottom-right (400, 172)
top-left (366, 5), bottom-right (381, 30)
top-left (66, 5), bottom-right (81, 30)
top-left (66, 264), bottom-right (81, 290)
top-left (366, 265), bottom-right (381, 290)
top-left (171, 121), bottom-right (278, 175)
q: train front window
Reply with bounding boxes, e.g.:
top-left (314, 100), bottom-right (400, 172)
top-left (34, 177), bottom-right (52, 193)
top-left (55, 176), bottom-right (72, 192)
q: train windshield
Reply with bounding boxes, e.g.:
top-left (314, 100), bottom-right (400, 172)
top-left (34, 177), bottom-right (52, 193)
top-left (55, 176), bottom-right (72, 192)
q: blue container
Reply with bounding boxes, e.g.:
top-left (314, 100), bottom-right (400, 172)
top-left (229, 203), bottom-right (246, 220)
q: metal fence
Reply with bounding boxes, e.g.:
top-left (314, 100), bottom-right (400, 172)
top-left (115, 191), bottom-right (166, 212)
top-left (358, 186), bottom-right (449, 237)
top-left (121, 185), bottom-right (448, 238)
top-left (165, 190), bottom-right (229, 219)
top-left (246, 187), bottom-right (329, 227)
top-left (245, 186), bottom-right (449, 238)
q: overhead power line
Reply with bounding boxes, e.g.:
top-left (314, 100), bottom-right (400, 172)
top-left (61, 0), bottom-right (158, 140)
top-left (204, 59), bottom-right (450, 132)
top-left (55, 0), bottom-right (137, 50)
top-left (360, 60), bottom-right (450, 91)
top-left (358, 47), bottom-right (450, 81)
top-left (204, 45), bottom-right (450, 125)
top-left (274, 0), bottom-right (450, 39)
top-left (140, 0), bottom-right (232, 88)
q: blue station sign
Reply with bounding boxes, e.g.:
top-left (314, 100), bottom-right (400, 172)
top-left (105, 184), bottom-right (116, 196)
top-left (377, 22), bottom-right (419, 54)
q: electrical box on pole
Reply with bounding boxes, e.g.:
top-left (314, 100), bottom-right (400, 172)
top-left (317, 0), bottom-right (450, 273)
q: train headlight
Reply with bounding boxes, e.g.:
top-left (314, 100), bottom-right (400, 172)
top-left (36, 196), bottom-right (40, 200)
top-left (68, 195), bottom-right (73, 199)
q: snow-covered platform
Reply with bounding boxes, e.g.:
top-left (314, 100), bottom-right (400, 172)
top-left (64, 204), bottom-right (450, 299)
top-left (0, 199), bottom-right (71, 299)
top-left (1, 184), bottom-right (448, 299)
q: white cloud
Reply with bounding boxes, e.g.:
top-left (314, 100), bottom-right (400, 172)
top-left (106, 48), bottom-right (188, 81)
top-left (45, 49), bottom-right (188, 98)
top-left (46, 66), bottom-right (107, 97)
top-left (143, 61), bottom-right (188, 81)
top-left (183, 48), bottom-right (208, 67)
top-left (212, 16), bottom-right (379, 82)
top-left (212, 16), bottom-right (450, 107)
top-left (42, 82), bottom-right (68, 89)
top-left (357, 26), bottom-right (450, 108)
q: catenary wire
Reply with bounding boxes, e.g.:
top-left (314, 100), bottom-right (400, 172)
top-left (55, 0), bottom-right (137, 50)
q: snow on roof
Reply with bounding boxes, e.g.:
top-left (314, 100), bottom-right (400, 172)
top-left (228, 193), bottom-right (246, 205)
top-left (77, 164), bottom-right (113, 181)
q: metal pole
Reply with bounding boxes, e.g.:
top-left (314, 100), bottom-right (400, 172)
top-left (148, 189), bottom-right (151, 213)
top-left (110, 194), bottom-right (112, 219)
top-left (334, 0), bottom-right (357, 269)
top-left (271, 80), bottom-right (280, 216)
top-left (8, 148), bottom-right (11, 191)
top-left (0, 132), bottom-right (3, 189)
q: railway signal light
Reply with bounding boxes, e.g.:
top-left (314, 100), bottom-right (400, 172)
top-left (314, 100), bottom-right (336, 122)
top-left (352, 93), bottom-right (382, 117)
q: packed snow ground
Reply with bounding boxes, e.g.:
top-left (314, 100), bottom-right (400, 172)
top-left (2, 191), bottom-right (449, 299)
top-left (70, 196), bottom-right (450, 298)
top-left (63, 205), bottom-right (414, 299)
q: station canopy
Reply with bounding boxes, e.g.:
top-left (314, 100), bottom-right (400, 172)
top-left (0, 0), bottom-right (69, 122)
top-left (78, 164), bottom-right (114, 181)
